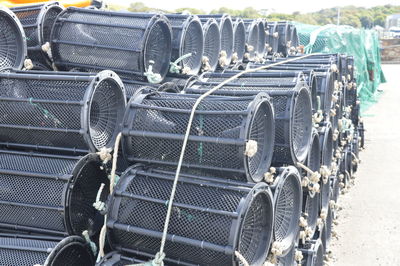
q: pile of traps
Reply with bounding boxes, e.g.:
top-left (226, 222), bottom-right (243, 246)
top-left (0, 3), bottom-right (365, 266)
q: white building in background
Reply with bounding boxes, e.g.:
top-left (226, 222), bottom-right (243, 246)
top-left (386, 14), bottom-right (400, 29)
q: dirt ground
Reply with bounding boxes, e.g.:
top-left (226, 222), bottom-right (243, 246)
top-left (329, 64), bottom-right (400, 266)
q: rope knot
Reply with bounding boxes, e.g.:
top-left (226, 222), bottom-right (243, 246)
top-left (218, 50), bottom-right (229, 67)
top-left (23, 59), bottom-right (34, 70)
top-left (93, 183), bottom-right (106, 212)
top-left (96, 147), bottom-right (112, 164)
top-left (201, 56), bottom-right (212, 72)
top-left (144, 60), bottom-right (162, 84)
top-left (264, 167), bottom-right (276, 183)
top-left (244, 140), bottom-right (258, 157)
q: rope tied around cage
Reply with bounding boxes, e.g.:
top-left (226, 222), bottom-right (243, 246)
top-left (93, 183), bottom-right (106, 212)
top-left (96, 147), bottom-right (112, 164)
top-left (234, 251), bottom-right (250, 266)
top-left (264, 167), bottom-right (276, 183)
top-left (244, 140), bottom-right (258, 157)
top-left (296, 162), bottom-right (321, 192)
top-left (170, 53), bottom-right (193, 74)
top-left (97, 133), bottom-right (122, 262)
top-left (23, 59), bottom-right (33, 70)
top-left (201, 56), bottom-right (212, 72)
top-left (320, 165), bottom-right (331, 184)
top-left (295, 250), bottom-right (303, 266)
top-left (82, 230), bottom-right (98, 256)
top-left (218, 50), bottom-right (229, 67)
top-left (41, 41), bottom-right (53, 60)
top-left (28, 97), bottom-right (62, 126)
top-left (144, 60), bottom-right (163, 84)
top-left (231, 52), bottom-right (239, 63)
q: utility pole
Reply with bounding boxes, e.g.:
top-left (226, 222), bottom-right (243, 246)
top-left (337, 7), bottom-right (340, 25)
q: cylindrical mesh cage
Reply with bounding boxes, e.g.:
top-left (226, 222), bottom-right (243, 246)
top-left (301, 129), bottom-right (321, 236)
top-left (339, 148), bottom-right (350, 188)
top-left (187, 76), bottom-right (312, 165)
top-left (201, 18), bottom-right (220, 72)
top-left (315, 69), bottom-right (335, 118)
top-left (299, 239), bottom-right (324, 266)
top-left (11, 2), bottom-right (64, 69)
top-left (276, 243), bottom-right (296, 266)
top-left (330, 173), bottom-right (340, 206)
top-left (232, 18), bottom-right (245, 63)
top-left (166, 14), bottom-right (203, 75)
top-left (289, 24), bottom-right (299, 54)
top-left (243, 19), bottom-right (258, 61)
top-left (0, 6), bottom-right (27, 70)
top-left (319, 123), bottom-right (333, 210)
top-left (107, 166), bottom-right (275, 265)
top-left (199, 14), bottom-right (233, 68)
top-left (0, 70), bottom-right (126, 154)
top-left (51, 7), bottom-right (172, 82)
top-left (271, 166), bottom-right (302, 256)
top-left (122, 91), bottom-right (275, 183)
top-left (276, 21), bottom-right (291, 57)
top-left (351, 131), bottom-right (360, 173)
top-left (122, 79), bottom-right (157, 100)
top-left (0, 235), bottom-right (95, 266)
top-left (256, 19), bottom-right (266, 57)
top-left (267, 21), bottom-right (279, 55)
top-left (0, 150), bottom-right (109, 236)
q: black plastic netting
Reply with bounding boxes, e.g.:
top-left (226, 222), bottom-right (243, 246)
top-left (166, 14), bottom-right (203, 75)
top-left (51, 7), bottom-right (172, 82)
top-left (107, 166), bottom-right (274, 265)
top-left (0, 70), bottom-right (126, 154)
top-left (199, 14), bottom-right (233, 68)
top-left (243, 20), bottom-right (258, 61)
top-left (0, 235), bottom-right (94, 266)
top-left (0, 150), bottom-right (108, 236)
top-left (232, 18), bottom-right (245, 63)
top-left (11, 2), bottom-right (64, 68)
top-left (0, 6), bottom-right (27, 70)
top-left (267, 22), bottom-right (279, 55)
top-left (201, 18), bottom-right (220, 72)
top-left (122, 91), bottom-right (275, 183)
top-left (186, 76), bottom-right (312, 165)
top-left (271, 167), bottom-right (302, 256)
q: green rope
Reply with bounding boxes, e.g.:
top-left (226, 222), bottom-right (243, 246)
top-left (144, 61), bottom-right (162, 84)
top-left (169, 53), bottom-right (192, 74)
top-left (28, 98), bottom-right (62, 127)
top-left (82, 230), bottom-right (97, 256)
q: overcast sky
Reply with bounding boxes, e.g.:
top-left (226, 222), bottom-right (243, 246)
top-left (107, 0), bottom-right (399, 13)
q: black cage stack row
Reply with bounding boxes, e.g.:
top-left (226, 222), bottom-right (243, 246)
top-left (0, 3), bottom-right (363, 266)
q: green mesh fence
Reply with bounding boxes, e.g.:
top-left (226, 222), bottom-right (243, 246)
top-left (294, 22), bottom-right (386, 111)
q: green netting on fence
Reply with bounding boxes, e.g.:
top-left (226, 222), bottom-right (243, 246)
top-left (294, 22), bottom-right (386, 110)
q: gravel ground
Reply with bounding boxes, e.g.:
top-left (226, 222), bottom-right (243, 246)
top-left (329, 64), bottom-right (400, 266)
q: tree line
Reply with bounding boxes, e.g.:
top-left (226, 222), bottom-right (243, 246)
top-left (109, 2), bottom-right (400, 28)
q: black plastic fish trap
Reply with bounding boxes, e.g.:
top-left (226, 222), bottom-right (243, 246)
top-left (290, 24), bottom-right (300, 51)
top-left (267, 21), bottom-right (279, 55)
top-left (11, 2), bottom-right (64, 69)
top-left (257, 19), bottom-right (267, 56)
top-left (186, 78), bottom-right (313, 165)
top-left (351, 131), bottom-right (360, 173)
top-left (232, 18), bottom-right (245, 63)
top-left (299, 240), bottom-right (324, 266)
top-left (330, 173), bottom-right (340, 205)
top-left (201, 18), bottom-right (220, 72)
top-left (243, 19), bottom-right (258, 61)
top-left (302, 129), bottom-right (321, 236)
top-left (271, 167), bottom-right (302, 256)
top-left (166, 14), bottom-right (203, 75)
top-left (0, 235), bottom-right (94, 266)
top-left (121, 91), bottom-right (275, 183)
top-left (198, 14), bottom-right (234, 68)
top-left (107, 166), bottom-right (274, 266)
top-left (318, 123), bottom-right (333, 211)
top-left (0, 70), bottom-right (126, 154)
top-left (0, 6), bottom-right (27, 70)
top-left (315, 69), bottom-right (335, 118)
top-left (0, 150), bottom-right (108, 236)
top-left (276, 21), bottom-right (291, 57)
top-left (51, 8), bottom-right (172, 82)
